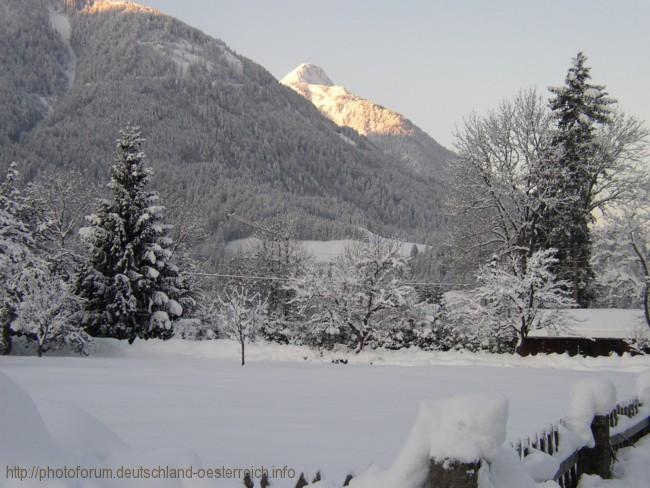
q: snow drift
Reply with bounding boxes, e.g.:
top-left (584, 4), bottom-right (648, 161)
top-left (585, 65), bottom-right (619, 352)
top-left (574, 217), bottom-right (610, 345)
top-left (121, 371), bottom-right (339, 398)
top-left (565, 379), bottom-right (617, 447)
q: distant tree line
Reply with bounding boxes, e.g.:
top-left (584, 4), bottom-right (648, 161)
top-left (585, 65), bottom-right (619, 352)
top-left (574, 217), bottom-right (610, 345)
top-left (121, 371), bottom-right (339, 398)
top-left (2, 51), bottom-right (648, 360)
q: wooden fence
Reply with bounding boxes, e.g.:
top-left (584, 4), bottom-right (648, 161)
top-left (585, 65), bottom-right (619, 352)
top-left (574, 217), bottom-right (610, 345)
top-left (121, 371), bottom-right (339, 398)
top-left (240, 397), bottom-right (649, 488)
top-left (512, 398), bottom-right (649, 488)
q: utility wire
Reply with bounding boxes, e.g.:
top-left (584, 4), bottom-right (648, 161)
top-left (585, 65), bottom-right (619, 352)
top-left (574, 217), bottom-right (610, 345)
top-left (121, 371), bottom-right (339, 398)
top-left (185, 271), bottom-right (474, 287)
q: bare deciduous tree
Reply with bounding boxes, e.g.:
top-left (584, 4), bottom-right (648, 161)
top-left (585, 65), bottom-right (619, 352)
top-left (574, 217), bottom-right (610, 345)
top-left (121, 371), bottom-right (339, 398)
top-left (451, 89), bottom-right (552, 270)
top-left (216, 286), bottom-right (267, 365)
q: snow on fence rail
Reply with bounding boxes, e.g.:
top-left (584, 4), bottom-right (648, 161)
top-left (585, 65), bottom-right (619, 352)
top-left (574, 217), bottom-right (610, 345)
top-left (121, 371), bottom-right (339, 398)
top-left (510, 397), bottom-right (649, 488)
top-left (239, 373), bottom-right (650, 488)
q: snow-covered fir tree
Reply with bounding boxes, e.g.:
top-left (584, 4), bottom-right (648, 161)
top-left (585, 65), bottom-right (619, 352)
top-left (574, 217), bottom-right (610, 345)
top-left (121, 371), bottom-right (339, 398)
top-left (75, 126), bottom-right (193, 343)
top-left (543, 52), bottom-right (616, 306)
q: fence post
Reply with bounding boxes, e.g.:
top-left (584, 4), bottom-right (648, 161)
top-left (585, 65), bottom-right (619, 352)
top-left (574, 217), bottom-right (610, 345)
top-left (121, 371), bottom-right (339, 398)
top-left (578, 413), bottom-right (612, 479)
top-left (426, 459), bottom-right (481, 488)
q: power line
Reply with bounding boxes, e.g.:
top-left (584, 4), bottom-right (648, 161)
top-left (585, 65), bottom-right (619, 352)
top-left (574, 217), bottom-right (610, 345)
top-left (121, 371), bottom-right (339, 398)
top-left (186, 272), bottom-right (290, 282)
top-left (186, 272), bottom-right (474, 288)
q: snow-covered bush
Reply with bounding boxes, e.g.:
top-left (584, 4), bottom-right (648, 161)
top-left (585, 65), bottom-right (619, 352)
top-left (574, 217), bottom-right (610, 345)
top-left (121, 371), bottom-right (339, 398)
top-left (444, 291), bottom-right (516, 353)
top-left (474, 249), bottom-right (575, 353)
top-left (372, 300), bottom-right (485, 352)
top-left (289, 237), bottom-right (417, 353)
top-left (1, 163), bottom-right (37, 354)
top-left (258, 318), bottom-right (297, 345)
top-left (173, 318), bottom-right (219, 341)
top-left (12, 266), bottom-right (89, 356)
top-left (1, 162), bottom-right (88, 357)
top-left (628, 325), bottom-right (650, 354)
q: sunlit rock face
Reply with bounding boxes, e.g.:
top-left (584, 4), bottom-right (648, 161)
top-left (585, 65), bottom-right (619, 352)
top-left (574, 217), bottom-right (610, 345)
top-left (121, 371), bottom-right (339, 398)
top-left (62, 0), bottom-right (160, 15)
top-left (281, 63), bottom-right (455, 177)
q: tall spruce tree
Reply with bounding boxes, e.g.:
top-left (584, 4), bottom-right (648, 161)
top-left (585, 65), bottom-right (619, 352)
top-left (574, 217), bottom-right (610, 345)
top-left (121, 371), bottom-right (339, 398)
top-left (75, 126), bottom-right (191, 342)
top-left (544, 52), bottom-right (615, 306)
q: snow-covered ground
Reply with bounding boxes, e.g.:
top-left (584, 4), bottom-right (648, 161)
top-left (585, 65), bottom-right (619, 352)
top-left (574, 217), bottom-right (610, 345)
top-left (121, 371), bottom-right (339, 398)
top-left (2, 339), bottom-right (650, 487)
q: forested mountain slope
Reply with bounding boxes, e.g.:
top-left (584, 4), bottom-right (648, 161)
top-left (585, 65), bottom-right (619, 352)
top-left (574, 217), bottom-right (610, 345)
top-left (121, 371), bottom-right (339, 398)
top-left (0, 0), bottom-right (446, 249)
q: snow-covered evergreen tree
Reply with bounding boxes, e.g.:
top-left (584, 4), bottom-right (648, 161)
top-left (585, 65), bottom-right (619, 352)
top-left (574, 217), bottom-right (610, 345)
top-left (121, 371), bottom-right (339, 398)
top-left (543, 52), bottom-right (616, 305)
top-left (75, 126), bottom-right (192, 342)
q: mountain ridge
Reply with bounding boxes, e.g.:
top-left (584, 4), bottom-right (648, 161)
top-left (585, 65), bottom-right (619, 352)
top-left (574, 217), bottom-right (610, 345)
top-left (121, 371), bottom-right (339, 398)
top-left (0, 0), bottom-right (447, 261)
top-left (281, 63), bottom-right (455, 177)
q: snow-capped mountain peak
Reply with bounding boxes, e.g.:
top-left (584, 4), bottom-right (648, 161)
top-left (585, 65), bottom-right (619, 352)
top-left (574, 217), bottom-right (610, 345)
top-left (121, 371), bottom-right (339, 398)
top-left (280, 63), bottom-right (454, 176)
top-left (280, 63), bottom-right (334, 87)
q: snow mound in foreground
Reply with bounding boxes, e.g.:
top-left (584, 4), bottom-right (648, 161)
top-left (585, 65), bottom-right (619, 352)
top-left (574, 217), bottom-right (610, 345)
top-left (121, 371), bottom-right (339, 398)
top-left (565, 379), bottom-right (617, 447)
top-left (636, 369), bottom-right (650, 405)
top-left (423, 394), bottom-right (508, 463)
top-left (0, 371), bottom-right (63, 466)
top-left (348, 394), bottom-right (509, 488)
top-left (38, 400), bottom-right (127, 463)
top-left (0, 371), bottom-right (212, 488)
top-left (485, 447), bottom-right (559, 488)
top-left (522, 449), bottom-right (561, 482)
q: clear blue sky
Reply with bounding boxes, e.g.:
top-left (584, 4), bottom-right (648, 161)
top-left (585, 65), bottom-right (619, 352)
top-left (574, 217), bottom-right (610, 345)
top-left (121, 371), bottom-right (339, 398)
top-left (141, 0), bottom-right (649, 148)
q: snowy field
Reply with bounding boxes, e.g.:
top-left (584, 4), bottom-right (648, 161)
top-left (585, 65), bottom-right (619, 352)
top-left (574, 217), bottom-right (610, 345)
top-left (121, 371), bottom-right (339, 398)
top-left (2, 340), bottom-right (650, 487)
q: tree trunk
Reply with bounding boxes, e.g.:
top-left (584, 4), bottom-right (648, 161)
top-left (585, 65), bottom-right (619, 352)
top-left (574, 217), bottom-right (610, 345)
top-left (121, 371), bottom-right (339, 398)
top-left (630, 237), bottom-right (649, 329)
top-left (0, 323), bottom-right (11, 355)
top-left (643, 276), bottom-right (650, 327)
top-left (241, 340), bottom-right (245, 366)
top-left (515, 330), bottom-right (527, 356)
top-left (355, 333), bottom-right (365, 354)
